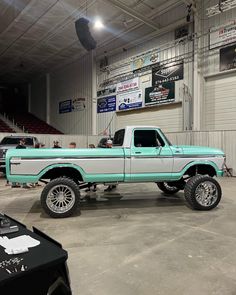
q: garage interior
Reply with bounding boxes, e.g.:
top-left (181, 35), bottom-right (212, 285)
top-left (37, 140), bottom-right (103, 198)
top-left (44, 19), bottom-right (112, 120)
top-left (0, 0), bottom-right (236, 294)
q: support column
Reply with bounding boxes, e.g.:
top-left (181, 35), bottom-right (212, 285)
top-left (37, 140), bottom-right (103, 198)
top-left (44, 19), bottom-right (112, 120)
top-left (192, 2), bottom-right (202, 131)
top-left (91, 50), bottom-right (97, 135)
top-left (46, 73), bottom-right (50, 125)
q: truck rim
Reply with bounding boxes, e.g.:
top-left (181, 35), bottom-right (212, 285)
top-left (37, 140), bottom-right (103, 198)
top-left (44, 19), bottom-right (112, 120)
top-left (195, 181), bottom-right (218, 207)
top-left (46, 185), bottom-right (75, 214)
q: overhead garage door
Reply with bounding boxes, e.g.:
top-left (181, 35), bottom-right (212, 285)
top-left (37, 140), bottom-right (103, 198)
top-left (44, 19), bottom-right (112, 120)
top-left (204, 72), bottom-right (236, 130)
top-left (116, 103), bottom-right (183, 133)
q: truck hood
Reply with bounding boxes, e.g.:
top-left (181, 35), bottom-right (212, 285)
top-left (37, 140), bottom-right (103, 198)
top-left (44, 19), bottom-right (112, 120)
top-left (171, 145), bottom-right (225, 156)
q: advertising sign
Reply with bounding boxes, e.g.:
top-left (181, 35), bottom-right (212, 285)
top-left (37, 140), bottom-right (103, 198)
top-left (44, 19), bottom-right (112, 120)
top-left (59, 100), bottom-right (72, 114)
top-left (72, 98), bottom-right (86, 111)
top-left (97, 95), bottom-right (116, 113)
top-left (152, 62), bottom-right (183, 86)
top-left (220, 43), bottom-right (236, 71)
top-left (117, 77), bottom-right (139, 93)
top-left (210, 20), bottom-right (236, 49)
top-left (145, 82), bottom-right (175, 106)
top-left (131, 51), bottom-right (159, 72)
top-left (97, 84), bottom-right (116, 97)
top-left (117, 90), bottom-right (142, 111)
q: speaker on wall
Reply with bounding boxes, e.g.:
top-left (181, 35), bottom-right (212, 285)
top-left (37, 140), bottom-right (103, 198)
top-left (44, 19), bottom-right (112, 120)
top-left (75, 18), bottom-right (97, 51)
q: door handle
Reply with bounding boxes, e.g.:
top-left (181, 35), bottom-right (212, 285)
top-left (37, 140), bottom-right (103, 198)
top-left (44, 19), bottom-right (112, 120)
top-left (135, 151), bottom-right (141, 154)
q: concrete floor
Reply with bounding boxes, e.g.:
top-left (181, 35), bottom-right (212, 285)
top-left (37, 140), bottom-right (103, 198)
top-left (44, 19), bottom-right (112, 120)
top-left (0, 177), bottom-right (236, 295)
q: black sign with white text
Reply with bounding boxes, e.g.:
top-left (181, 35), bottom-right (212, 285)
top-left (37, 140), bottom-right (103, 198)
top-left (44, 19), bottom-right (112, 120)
top-left (220, 43), bottom-right (236, 72)
top-left (152, 62), bottom-right (183, 86)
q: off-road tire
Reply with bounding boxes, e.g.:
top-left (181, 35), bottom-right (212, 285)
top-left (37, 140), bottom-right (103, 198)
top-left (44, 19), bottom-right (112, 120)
top-left (41, 177), bottom-right (80, 218)
top-left (184, 175), bottom-right (221, 210)
top-left (156, 182), bottom-right (180, 194)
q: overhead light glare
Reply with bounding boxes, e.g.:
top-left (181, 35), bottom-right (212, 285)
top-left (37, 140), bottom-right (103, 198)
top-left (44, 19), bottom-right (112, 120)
top-left (94, 19), bottom-right (104, 30)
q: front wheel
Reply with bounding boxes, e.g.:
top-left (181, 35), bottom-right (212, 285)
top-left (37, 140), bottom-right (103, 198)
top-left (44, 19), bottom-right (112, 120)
top-left (156, 182), bottom-right (180, 194)
top-left (184, 175), bottom-right (221, 210)
top-left (41, 177), bottom-right (80, 218)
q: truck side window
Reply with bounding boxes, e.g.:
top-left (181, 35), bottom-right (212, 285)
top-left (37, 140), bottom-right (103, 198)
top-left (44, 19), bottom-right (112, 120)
top-left (134, 130), bottom-right (155, 147)
top-left (113, 129), bottom-right (125, 146)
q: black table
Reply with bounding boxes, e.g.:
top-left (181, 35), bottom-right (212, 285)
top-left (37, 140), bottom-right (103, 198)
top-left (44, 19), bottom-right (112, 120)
top-left (0, 214), bottom-right (72, 295)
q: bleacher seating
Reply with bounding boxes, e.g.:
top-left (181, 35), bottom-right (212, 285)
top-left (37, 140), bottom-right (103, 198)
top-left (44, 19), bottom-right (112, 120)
top-left (8, 112), bottom-right (63, 134)
top-left (0, 118), bottom-right (15, 133)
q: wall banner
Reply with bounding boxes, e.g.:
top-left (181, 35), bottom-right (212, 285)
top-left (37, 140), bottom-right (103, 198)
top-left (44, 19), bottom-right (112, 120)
top-left (152, 62), bottom-right (183, 86)
top-left (220, 43), bottom-right (236, 71)
top-left (117, 90), bottom-right (142, 111)
top-left (145, 82), bottom-right (175, 106)
top-left (117, 77), bottom-right (139, 93)
top-left (59, 100), bottom-right (72, 114)
top-left (72, 98), bottom-right (86, 112)
top-left (131, 51), bottom-right (159, 72)
top-left (97, 85), bottom-right (116, 97)
top-left (210, 20), bottom-right (236, 50)
top-left (97, 95), bottom-right (116, 113)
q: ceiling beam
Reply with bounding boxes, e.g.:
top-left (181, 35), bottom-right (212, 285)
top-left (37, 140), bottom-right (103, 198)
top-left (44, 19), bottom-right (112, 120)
top-left (106, 0), bottom-right (161, 30)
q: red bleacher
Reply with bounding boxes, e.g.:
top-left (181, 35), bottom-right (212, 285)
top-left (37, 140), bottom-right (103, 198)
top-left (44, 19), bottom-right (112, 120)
top-left (0, 118), bottom-right (15, 133)
top-left (9, 112), bottom-right (63, 134)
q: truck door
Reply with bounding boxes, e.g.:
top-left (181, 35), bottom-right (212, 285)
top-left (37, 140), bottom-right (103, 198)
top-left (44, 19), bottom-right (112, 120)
top-left (129, 129), bottom-right (173, 182)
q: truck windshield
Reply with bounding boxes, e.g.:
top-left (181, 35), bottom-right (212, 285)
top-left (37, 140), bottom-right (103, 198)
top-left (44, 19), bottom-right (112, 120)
top-left (113, 129), bottom-right (125, 146)
top-left (1, 137), bottom-right (34, 145)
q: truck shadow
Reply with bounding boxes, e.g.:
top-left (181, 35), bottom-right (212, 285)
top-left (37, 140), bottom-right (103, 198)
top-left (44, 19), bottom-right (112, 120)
top-left (80, 192), bottom-right (186, 211)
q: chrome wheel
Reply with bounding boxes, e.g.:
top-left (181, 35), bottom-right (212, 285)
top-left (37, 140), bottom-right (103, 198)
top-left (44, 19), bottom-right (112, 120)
top-left (195, 181), bottom-right (218, 207)
top-left (46, 184), bottom-right (75, 214)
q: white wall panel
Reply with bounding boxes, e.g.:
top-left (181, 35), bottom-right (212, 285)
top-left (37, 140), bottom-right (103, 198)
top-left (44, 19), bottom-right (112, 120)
top-left (30, 75), bottom-right (46, 121)
top-left (204, 72), bottom-right (236, 130)
top-left (50, 53), bottom-right (92, 135)
top-left (116, 103), bottom-right (183, 133)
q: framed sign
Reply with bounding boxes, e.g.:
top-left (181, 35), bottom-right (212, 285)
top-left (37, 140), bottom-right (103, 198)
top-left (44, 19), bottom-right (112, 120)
top-left (117, 90), bottom-right (142, 111)
top-left (59, 100), bottom-right (72, 114)
top-left (220, 43), bottom-right (236, 71)
top-left (117, 77), bottom-right (139, 93)
top-left (152, 62), bottom-right (183, 86)
top-left (210, 20), bottom-right (236, 50)
top-left (72, 98), bottom-right (86, 111)
top-left (97, 96), bottom-right (116, 113)
top-left (145, 82), bottom-right (175, 106)
top-left (97, 85), bottom-right (116, 97)
top-left (131, 51), bottom-right (159, 72)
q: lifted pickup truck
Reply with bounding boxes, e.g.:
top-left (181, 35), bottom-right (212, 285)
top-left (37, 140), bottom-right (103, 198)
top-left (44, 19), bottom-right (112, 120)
top-left (6, 126), bottom-right (225, 218)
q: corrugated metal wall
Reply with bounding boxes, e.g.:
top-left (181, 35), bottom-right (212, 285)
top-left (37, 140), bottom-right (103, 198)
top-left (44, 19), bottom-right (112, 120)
top-left (30, 75), bottom-right (47, 121)
top-left (50, 53), bottom-right (92, 134)
top-left (97, 4), bottom-right (194, 135)
top-left (201, 1), bottom-right (236, 130)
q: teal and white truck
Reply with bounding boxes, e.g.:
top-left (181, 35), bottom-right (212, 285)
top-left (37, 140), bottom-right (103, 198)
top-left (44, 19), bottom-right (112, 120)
top-left (6, 126), bottom-right (225, 218)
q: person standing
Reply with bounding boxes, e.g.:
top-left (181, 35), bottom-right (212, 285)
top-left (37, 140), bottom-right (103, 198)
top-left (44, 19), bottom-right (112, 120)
top-left (86, 143), bottom-right (97, 192)
top-left (12, 139), bottom-right (30, 188)
top-left (104, 139), bottom-right (117, 192)
top-left (52, 141), bottom-right (61, 148)
top-left (68, 142), bottom-right (77, 148)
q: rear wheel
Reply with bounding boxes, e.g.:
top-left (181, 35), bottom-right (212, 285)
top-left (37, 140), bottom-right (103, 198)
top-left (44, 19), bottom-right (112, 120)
top-left (156, 182), bottom-right (180, 194)
top-left (41, 177), bottom-right (80, 218)
top-left (184, 175), bottom-right (221, 210)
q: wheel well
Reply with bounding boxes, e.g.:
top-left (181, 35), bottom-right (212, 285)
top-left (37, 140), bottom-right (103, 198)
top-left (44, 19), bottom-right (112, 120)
top-left (184, 164), bottom-right (216, 177)
top-left (40, 167), bottom-right (83, 182)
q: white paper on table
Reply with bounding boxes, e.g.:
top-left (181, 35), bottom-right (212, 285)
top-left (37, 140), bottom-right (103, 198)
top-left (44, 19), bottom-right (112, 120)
top-left (0, 235), bottom-right (40, 251)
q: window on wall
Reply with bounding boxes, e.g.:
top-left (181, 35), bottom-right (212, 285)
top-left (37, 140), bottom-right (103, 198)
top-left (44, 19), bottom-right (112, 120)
top-left (134, 130), bottom-right (165, 147)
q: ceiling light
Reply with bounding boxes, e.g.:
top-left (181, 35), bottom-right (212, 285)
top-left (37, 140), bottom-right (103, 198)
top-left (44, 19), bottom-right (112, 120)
top-left (94, 19), bottom-right (104, 30)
